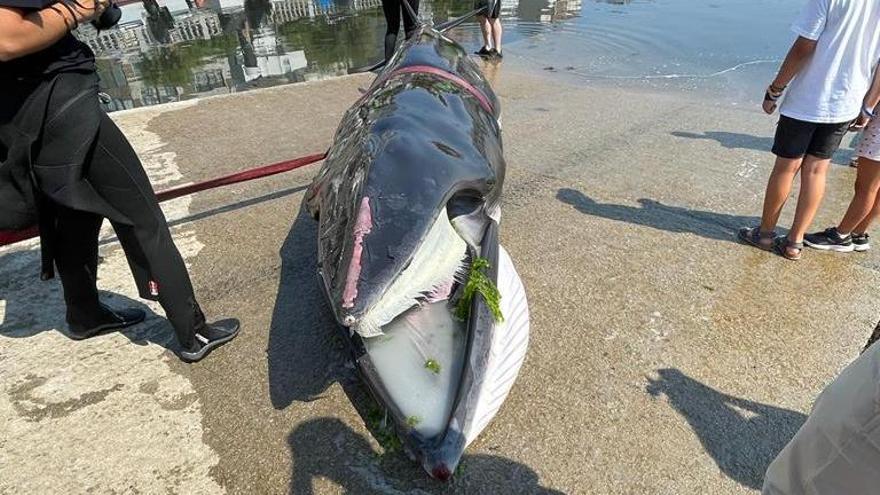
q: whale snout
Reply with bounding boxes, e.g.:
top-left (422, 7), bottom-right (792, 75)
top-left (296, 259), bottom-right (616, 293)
top-left (430, 464), bottom-right (453, 481)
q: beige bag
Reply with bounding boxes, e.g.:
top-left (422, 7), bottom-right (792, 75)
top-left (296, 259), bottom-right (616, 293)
top-left (763, 342), bottom-right (880, 494)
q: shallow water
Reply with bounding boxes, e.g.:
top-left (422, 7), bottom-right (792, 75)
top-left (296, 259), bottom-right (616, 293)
top-left (80, 0), bottom-right (804, 110)
top-left (482, 0), bottom-right (806, 102)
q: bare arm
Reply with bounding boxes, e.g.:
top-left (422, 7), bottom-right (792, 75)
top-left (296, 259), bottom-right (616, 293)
top-left (848, 63), bottom-right (880, 131)
top-left (772, 36), bottom-right (818, 89)
top-left (763, 36), bottom-right (818, 114)
top-left (863, 65), bottom-right (880, 111)
top-left (0, 1), bottom-right (105, 62)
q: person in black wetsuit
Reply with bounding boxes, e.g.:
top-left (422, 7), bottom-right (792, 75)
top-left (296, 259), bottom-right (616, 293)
top-left (0, 0), bottom-right (239, 362)
top-left (381, 0), bottom-right (420, 63)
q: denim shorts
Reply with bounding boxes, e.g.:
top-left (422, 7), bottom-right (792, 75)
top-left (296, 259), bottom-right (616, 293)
top-left (772, 115), bottom-right (851, 160)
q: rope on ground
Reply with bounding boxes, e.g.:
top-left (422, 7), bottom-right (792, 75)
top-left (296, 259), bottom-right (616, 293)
top-left (0, 152), bottom-right (327, 248)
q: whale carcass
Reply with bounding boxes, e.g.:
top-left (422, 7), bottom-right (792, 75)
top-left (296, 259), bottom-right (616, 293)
top-left (303, 26), bottom-right (529, 480)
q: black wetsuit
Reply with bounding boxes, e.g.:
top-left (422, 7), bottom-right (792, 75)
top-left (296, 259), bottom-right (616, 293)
top-left (0, 34), bottom-right (203, 348)
top-left (381, 0), bottom-right (420, 63)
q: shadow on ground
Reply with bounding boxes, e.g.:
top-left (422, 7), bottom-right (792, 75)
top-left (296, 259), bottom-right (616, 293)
top-left (267, 210), bottom-right (354, 408)
top-left (647, 368), bottom-right (806, 490)
top-left (671, 131), bottom-right (774, 152)
top-left (671, 130), bottom-right (856, 166)
top-left (0, 248), bottom-right (177, 349)
top-left (288, 417), bottom-right (565, 494)
top-left (557, 188), bottom-right (762, 242)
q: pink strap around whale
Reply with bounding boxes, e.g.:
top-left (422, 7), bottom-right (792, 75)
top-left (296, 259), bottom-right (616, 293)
top-left (388, 65), bottom-right (495, 115)
top-left (359, 64), bottom-right (496, 116)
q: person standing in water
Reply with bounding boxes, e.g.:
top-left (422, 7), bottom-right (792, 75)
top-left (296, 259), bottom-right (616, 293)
top-left (381, 0), bottom-right (420, 63)
top-left (0, 0), bottom-right (239, 362)
top-left (475, 0), bottom-right (502, 59)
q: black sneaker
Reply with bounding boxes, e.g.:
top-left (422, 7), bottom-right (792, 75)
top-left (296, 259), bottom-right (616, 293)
top-left (178, 318), bottom-right (240, 363)
top-left (804, 227), bottom-right (854, 253)
top-left (67, 304), bottom-right (146, 340)
top-left (490, 48), bottom-right (503, 59)
top-left (853, 233), bottom-right (871, 252)
top-left (475, 46), bottom-right (492, 57)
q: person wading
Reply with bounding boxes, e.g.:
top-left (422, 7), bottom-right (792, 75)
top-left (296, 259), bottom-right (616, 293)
top-left (381, 0), bottom-right (420, 63)
top-left (0, 0), bottom-right (239, 362)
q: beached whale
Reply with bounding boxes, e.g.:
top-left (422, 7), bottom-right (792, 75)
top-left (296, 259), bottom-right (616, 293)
top-left (303, 26), bottom-right (529, 480)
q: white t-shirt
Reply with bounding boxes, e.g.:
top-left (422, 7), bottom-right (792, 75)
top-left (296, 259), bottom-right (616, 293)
top-left (780, 0), bottom-right (880, 124)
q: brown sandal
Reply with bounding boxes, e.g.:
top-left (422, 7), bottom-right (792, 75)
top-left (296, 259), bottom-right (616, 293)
top-left (773, 236), bottom-right (803, 261)
top-left (738, 227), bottom-right (777, 251)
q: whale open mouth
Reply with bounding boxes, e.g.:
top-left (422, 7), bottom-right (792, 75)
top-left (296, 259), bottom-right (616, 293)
top-left (347, 199), bottom-right (528, 481)
top-left (356, 203), bottom-right (475, 439)
top-left (351, 206), bottom-right (469, 339)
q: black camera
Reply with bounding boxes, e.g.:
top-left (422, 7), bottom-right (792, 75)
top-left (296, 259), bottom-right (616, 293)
top-left (91, 2), bottom-right (121, 30)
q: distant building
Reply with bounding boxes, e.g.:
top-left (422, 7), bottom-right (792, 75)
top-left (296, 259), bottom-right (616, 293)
top-left (242, 27), bottom-right (308, 80)
top-left (266, 0), bottom-right (320, 23)
top-left (76, 22), bottom-right (152, 53)
top-left (167, 9), bottom-right (224, 42)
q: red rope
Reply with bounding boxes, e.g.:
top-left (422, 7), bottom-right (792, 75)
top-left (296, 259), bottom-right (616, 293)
top-left (0, 152), bottom-right (326, 247)
top-left (0, 226), bottom-right (39, 246)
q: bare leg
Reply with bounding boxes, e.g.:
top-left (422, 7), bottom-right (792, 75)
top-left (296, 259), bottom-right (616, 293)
top-left (853, 197), bottom-right (880, 234)
top-left (839, 158), bottom-right (880, 234)
top-left (478, 16), bottom-right (492, 49)
top-left (788, 154), bottom-right (832, 243)
top-left (759, 156), bottom-right (803, 234)
top-left (491, 18), bottom-right (503, 53)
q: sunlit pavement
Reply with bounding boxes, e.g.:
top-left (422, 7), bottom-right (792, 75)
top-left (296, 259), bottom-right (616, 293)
top-left (2, 64), bottom-right (877, 494)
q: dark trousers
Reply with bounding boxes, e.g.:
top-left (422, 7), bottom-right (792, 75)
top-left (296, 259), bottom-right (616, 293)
top-left (382, 0), bottom-right (421, 62)
top-left (38, 83), bottom-right (202, 349)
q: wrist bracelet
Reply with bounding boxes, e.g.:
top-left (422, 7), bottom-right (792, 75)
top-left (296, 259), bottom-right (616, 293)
top-left (767, 85), bottom-right (784, 98)
top-left (58, 1), bottom-right (80, 30)
top-left (769, 84), bottom-right (787, 94)
top-left (863, 104), bottom-right (877, 119)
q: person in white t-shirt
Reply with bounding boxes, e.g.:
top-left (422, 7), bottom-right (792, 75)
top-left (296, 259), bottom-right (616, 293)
top-left (738, 0), bottom-right (880, 261)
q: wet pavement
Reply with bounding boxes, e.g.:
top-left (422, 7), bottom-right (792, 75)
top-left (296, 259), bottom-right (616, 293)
top-left (2, 12), bottom-right (879, 494)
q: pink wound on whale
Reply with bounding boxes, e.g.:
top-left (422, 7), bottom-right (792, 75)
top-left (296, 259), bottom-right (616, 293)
top-left (342, 197), bottom-right (373, 310)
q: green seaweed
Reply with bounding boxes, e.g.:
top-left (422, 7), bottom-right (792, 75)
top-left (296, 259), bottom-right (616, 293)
top-left (454, 257), bottom-right (504, 323)
top-left (366, 406), bottom-right (402, 454)
top-left (424, 359), bottom-right (441, 374)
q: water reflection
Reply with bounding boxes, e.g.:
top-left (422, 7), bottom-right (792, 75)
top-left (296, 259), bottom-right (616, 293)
top-left (77, 0), bottom-right (799, 111)
top-left (75, 0), bottom-right (583, 110)
top-left (517, 0), bottom-right (581, 23)
top-left (77, 0), bottom-right (378, 109)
